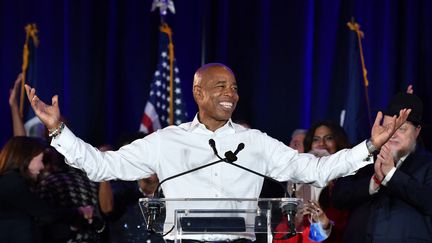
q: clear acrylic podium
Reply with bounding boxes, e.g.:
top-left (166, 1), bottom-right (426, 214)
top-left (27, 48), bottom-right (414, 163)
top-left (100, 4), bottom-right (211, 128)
top-left (139, 197), bottom-right (303, 242)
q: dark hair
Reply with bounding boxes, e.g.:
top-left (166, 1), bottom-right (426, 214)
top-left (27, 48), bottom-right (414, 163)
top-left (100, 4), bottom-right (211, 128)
top-left (303, 121), bottom-right (351, 153)
top-left (0, 136), bottom-right (46, 181)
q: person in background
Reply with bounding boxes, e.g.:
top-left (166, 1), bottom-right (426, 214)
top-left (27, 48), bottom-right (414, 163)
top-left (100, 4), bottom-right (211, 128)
top-left (277, 122), bottom-right (350, 243)
top-left (0, 137), bottom-right (93, 242)
top-left (289, 129), bottom-right (307, 153)
top-left (302, 121), bottom-right (351, 243)
top-left (35, 147), bottom-right (104, 242)
top-left (332, 92), bottom-right (432, 243)
top-left (8, 73), bottom-right (104, 242)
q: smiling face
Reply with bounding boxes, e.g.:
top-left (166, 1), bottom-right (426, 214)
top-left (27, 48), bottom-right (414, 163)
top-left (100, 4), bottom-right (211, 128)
top-left (311, 125), bottom-right (337, 154)
top-left (193, 64), bottom-right (239, 131)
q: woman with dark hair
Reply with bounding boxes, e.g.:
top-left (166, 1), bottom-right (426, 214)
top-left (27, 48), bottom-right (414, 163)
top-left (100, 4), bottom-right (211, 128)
top-left (275, 122), bottom-right (351, 243)
top-left (303, 121), bottom-right (351, 156)
top-left (0, 137), bottom-right (93, 242)
top-left (303, 121), bottom-right (351, 243)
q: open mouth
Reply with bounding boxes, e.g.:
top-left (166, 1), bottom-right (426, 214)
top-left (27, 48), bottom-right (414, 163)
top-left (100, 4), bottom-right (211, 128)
top-left (219, 101), bottom-right (234, 110)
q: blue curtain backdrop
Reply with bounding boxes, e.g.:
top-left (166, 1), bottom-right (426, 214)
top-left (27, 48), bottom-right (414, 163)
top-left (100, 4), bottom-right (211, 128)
top-left (1, 0), bottom-right (432, 149)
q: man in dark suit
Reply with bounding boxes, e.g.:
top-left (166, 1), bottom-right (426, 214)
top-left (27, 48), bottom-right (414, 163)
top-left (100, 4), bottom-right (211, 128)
top-left (332, 92), bottom-right (432, 243)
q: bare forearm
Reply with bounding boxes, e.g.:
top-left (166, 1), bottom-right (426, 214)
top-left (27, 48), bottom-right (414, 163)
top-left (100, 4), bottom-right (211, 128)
top-left (10, 105), bottom-right (26, 136)
top-left (98, 181), bottom-right (114, 214)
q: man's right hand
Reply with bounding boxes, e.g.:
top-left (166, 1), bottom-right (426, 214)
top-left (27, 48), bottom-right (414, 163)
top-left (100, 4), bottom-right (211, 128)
top-left (24, 84), bottom-right (61, 130)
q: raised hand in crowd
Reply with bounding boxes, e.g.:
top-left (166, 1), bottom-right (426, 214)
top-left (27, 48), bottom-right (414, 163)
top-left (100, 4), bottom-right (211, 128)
top-left (9, 73), bottom-right (26, 136)
top-left (406, 84), bottom-right (413, 94)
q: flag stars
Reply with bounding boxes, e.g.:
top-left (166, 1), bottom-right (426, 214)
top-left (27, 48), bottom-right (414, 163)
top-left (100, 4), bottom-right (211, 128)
top-left (141, 35), bottom-right (187, 131)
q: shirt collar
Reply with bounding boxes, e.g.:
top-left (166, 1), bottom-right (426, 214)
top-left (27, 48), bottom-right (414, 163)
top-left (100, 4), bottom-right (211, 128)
top-left (188, 113), bottom-right (236, 135)
top-left (396, 153), bottom-right (410, 168)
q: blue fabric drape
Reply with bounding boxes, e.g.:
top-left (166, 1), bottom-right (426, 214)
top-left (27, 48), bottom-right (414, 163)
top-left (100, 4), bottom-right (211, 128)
top-left (1, 0), bottom-right (431, 149)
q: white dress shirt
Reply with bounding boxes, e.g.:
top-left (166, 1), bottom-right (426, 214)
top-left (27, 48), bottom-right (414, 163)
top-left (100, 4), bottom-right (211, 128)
top-left (51, 115), bottom-right (372, 241)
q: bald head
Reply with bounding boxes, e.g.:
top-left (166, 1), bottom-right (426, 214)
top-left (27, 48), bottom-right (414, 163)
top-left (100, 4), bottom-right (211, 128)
top-left (193, 63), bottom-right (235, 87)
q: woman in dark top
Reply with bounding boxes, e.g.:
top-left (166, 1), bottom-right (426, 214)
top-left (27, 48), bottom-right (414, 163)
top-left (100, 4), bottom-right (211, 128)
top-left (0, 137), bottom-right (92, 242)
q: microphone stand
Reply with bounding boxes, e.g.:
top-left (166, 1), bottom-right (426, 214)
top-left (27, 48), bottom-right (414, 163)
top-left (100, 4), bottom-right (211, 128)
top-left (147, 157), bottom-right (228, 234)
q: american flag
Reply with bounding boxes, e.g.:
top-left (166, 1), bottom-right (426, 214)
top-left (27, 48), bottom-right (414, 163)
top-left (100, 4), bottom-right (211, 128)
top-left (139, 23), bottom-right (188, 134)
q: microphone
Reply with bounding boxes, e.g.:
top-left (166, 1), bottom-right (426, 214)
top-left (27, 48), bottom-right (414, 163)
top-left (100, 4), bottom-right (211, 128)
top-left (224, 143), bottom-right (245, 163)
top-left (234, 143), bottom-right (245, 155)
top-left (209, 138), bottom-right (224, 161)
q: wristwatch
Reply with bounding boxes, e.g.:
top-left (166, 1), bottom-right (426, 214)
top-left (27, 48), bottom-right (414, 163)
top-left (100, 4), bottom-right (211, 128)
top-left (366, 138), bottom-right (378, 154)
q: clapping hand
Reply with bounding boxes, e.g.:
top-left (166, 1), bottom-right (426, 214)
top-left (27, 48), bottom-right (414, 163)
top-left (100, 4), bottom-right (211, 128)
top-left (374, 144), bottom-right (395, 181)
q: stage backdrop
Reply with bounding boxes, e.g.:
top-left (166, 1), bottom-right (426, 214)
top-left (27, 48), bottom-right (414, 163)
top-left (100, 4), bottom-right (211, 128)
top-left (1, 0), bottom-right (431, 149)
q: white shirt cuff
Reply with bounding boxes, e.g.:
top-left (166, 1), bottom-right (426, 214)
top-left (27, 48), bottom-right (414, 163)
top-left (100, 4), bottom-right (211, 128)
top-left (381, 167), bottom-right (397, 186)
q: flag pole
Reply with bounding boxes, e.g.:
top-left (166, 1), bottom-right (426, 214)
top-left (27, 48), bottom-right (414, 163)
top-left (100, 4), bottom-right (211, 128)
top-left (347, 19), bottom-right (372, 126)
top-left (20, 23), bottom-right (39, 118)
top-left (160, 24), bottom-right (175, 125)
top-left (152, 0), bottom-right (176, 125)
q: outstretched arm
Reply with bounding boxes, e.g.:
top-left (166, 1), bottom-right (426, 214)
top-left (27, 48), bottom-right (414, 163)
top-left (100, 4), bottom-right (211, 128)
top-left (9, 74), bottom-right (26, 136)
top-left (370, 109), bottom-right (411, 149)
top-left (24, 84), bottom-right (61, 130)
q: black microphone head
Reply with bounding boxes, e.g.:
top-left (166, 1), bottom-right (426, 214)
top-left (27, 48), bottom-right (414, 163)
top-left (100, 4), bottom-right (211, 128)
top-left (238, 143), bottom-right (245, 150)
top-left (281, 202), bottom-right (298, 214)
top-left (224, 151), bottom-right (237, 163)
top-left (209, 139), bottom-right (215, 147)
top-left (234, 143), bottom-right (245, 155)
